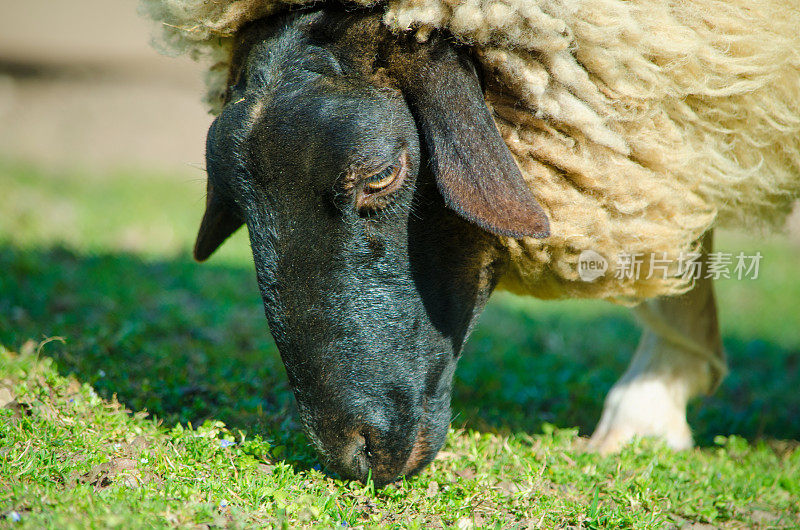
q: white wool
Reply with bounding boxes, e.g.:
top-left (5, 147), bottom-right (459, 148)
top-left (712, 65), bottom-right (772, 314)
top-left (139, 0), bottom-right (800, 301)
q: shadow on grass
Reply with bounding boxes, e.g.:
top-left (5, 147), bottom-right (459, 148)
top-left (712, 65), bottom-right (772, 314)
top-left (1, 244), bottom-right (798, 459)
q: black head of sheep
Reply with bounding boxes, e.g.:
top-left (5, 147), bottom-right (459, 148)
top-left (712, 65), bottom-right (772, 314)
top-left (194, 7), bottom-right (549, 486)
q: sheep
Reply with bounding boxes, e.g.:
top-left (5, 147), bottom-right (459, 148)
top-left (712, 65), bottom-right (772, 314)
top-left (139, 0), bottom-right (800, 484)
top-left (140, 0), bottom-right (800, 299)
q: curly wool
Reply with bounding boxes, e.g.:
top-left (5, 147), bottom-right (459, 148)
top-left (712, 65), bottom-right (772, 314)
top-left (139, 0), bottom-right (800, 301)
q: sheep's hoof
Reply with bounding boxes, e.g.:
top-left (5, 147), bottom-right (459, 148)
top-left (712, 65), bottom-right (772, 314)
top-left (586, 378), bottom-right (694, 454)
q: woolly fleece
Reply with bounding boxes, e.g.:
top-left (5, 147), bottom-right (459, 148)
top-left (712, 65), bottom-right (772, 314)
top-left (139, 0), bottom-right (800, 301)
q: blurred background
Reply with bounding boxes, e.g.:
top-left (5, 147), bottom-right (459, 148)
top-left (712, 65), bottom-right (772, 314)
top-left (0, 0), bottom-right (209, 171)
top-left (1, 0), bottom-right (798, 449)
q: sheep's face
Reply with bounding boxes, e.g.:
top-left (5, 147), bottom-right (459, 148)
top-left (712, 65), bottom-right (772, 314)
top-left (194, 8), bottom-right (549, 486)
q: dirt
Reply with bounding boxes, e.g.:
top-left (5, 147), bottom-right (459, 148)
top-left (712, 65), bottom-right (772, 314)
top-left (72, 456), bottom-right (163, 491)
top-left (0, 0), bottom-right (211, 173)
top-left (0, 75), bottom-right (211, 172)
top-left (0, 383), bottom-right (14, 408)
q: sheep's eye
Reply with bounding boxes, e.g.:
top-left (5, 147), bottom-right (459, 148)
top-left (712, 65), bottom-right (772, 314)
top-left (365, 165), bottom-right (400, 193)
top-left (356, 152), bottom-right (408, 211)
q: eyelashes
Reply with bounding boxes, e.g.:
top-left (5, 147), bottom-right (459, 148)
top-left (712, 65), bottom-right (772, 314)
top-left (355, 150), bottom-right (409, 213)
top-left (364, 164), bottom-right (401, 193)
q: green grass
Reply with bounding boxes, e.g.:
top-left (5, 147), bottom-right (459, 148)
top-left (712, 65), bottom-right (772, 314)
top-left (1, 157), bottom-right (799, 527)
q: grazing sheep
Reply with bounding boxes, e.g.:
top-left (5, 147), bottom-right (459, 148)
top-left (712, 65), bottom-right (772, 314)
top-left (139, 0), bottom-right (800, 484)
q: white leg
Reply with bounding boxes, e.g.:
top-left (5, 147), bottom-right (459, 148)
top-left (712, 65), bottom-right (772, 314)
top-left (589, 232), bottom-right (726, 453)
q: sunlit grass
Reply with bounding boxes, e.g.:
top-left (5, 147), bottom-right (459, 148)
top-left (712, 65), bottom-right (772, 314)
top-left (1, 157), bottom-right (798, 526)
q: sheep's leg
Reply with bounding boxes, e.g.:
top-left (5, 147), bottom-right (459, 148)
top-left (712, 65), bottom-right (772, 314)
top-left (588, 232), bottom-right (726, 453)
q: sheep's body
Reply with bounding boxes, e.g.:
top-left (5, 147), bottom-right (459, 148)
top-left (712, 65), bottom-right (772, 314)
top-left (140, 0), bottom-right (800, 301)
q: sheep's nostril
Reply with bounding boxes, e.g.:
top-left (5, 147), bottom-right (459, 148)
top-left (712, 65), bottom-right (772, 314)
top-left (361, 428), bottom-right (377, 459)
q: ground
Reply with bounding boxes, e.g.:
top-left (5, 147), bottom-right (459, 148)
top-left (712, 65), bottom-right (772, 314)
top-left (0, 158), bottom-right (799, 528)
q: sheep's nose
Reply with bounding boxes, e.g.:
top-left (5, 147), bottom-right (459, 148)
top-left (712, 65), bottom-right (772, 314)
top-left (329, 427), bottom-right (411, 486)
top-left (307, 410), bottom-right (438, 486)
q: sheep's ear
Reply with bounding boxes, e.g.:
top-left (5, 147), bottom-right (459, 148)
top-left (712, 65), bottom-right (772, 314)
top-left (194, 109), bottom-right (248, 262)
top-left (194, 180), bottom-right (243, 262)
top-left (384, 38), bottom-right (549, 239)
